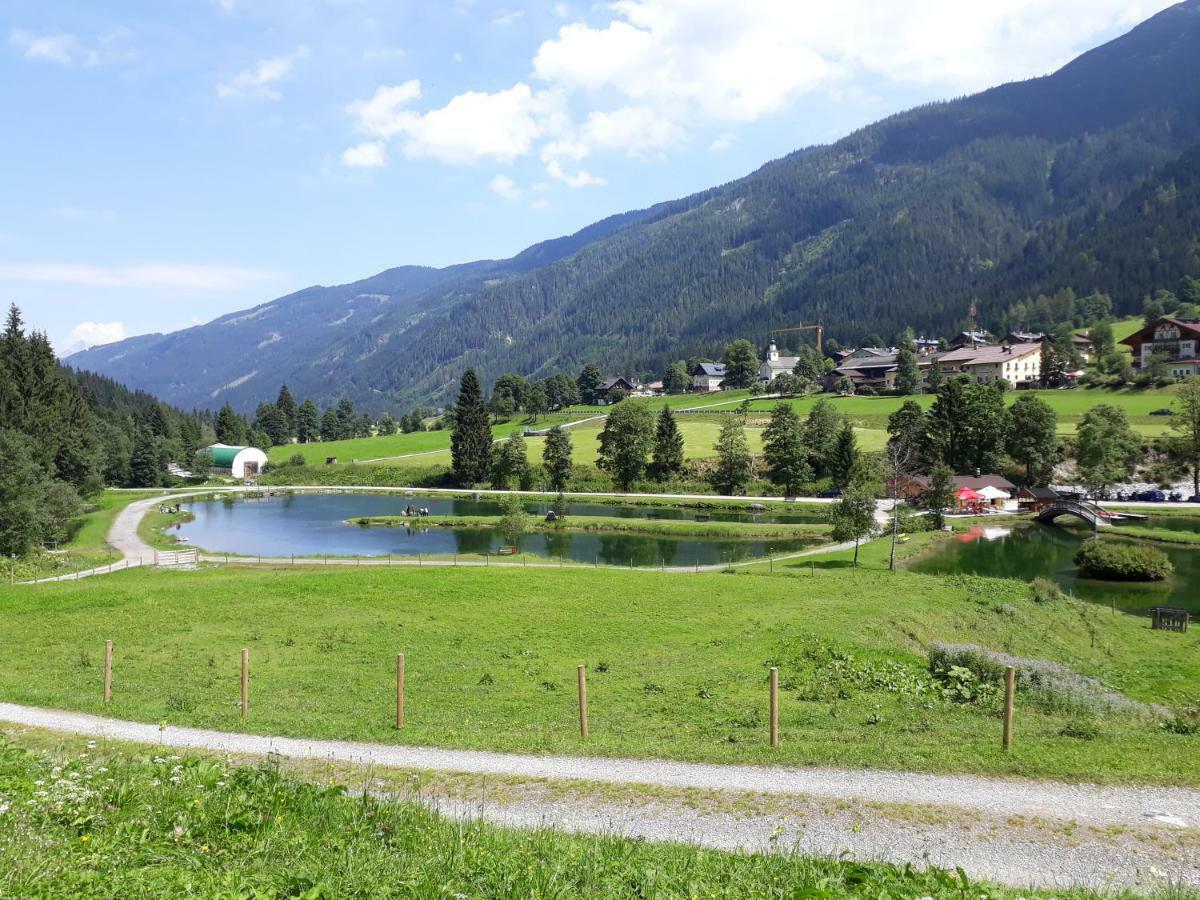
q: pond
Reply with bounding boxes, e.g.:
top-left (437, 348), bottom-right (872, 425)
top-left (909, 521), bottom-right (1200, 615)
top-left (175, 493), bottom-right (820, 568)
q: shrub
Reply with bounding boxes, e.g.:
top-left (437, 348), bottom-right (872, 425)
top-left (1029, 577), bottom-right (1066, 604)
top-left (288, 452), bottom-right (306, 467)
top-left (928, 643), bottom-right (1163, 719)
top-left (1074, 539), bottom-right (1173, 582)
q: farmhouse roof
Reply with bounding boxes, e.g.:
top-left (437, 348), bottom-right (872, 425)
top-left (937, 343), bottom-right (1042, 367)
top-left (693, 362), bottom-right (727, 377)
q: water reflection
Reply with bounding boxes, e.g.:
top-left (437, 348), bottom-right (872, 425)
top-left (911, 521), bottom-right (1199, 614)
top-left (178, 493), bottom-right (817, 568)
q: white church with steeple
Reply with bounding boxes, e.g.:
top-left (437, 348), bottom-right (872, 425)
top-left (759, 340), bottom-right (801, 382)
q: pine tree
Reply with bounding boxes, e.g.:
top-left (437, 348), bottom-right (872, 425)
top-left (276, 385), bottom-right (298, 440)
top-left (128, 427), bottom-right (164, 488)
top-left (829, 422), bottom-right (859, 489)
top-left (451, 369), bottom-right (492, 486)
top-left (542, 426), bottom-right (574, 492)
top-left (894, 348), bottom-right (919, 395)
top-left (296, 400), bottom-right (320, 443)
top-left (320, 408), bottom-right (341, 442)
top-left (761, 402), bottom-right (811, 496)
top-left (709, 417), bottom-right (753, 495)
top-left (215, 404), bottom-right (245, 445)
top-left (651, 407), bottom-right (685, 480)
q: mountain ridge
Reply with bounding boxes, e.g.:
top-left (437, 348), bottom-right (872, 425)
top-left (68, 1), bottom-right (1200, 412)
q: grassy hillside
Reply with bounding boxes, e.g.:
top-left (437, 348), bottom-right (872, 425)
top-left (2, 564), bottom-right (1195, 783)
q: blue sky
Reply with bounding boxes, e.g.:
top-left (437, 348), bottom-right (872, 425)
top-left (0, 0), bottom-right (1174, 354)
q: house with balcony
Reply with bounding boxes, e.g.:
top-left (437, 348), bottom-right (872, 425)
top-left (1120, 317), bottom-right (1200, 378)
top-left (936, 342), bottom-right (1042, 387)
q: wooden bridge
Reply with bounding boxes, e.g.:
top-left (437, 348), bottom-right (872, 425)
top-left (1033, 499), bottom-right (1113, 528)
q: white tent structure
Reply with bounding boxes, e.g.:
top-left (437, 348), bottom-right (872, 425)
top-left (205, 444), bottom-right (269, 479)
top-left (976, 484), bottom-right (1015, 510)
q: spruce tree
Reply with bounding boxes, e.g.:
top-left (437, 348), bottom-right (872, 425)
top-left (451, 369), bottom-right (492, 486)
top-left (651, 407), bottom-right (685, 480)
top-left (577, 364), bottom-right (604, 405)
top-left (276, 385), bottom-right (298, 439)
top-left (829, 422), bottom-right (859, 489)
top-left (542, 426), bottom-right (574, 492)
top-left (761, 402), bottom-right (811, 496)
top-left (215, 403), bottom-right (245, 445)
top-left (894, 348), bottom-right (919, 395)
top-left (296, 400), bottom-right (320, 443)
top-left (128, 427), bottom-right (164, 488)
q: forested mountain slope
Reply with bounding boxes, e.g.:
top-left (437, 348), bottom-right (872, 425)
top-left (68, 1), bottom-right (1200, 411)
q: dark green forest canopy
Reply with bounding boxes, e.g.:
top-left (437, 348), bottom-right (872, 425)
top-left (60, 2), bottom-right (1200, 412)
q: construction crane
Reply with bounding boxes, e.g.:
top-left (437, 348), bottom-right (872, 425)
top-left (769, 320), bottom-right (824, 352)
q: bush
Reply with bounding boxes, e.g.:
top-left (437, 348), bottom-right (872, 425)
top-left (1029, 577), bottom-right (1066, 604)
top-left (928, 643), bottom-right (1162, 719)
top-left (288, 452), bottom-right (306, 467)
top-left (1074, 539), bottom-right (1173, 582)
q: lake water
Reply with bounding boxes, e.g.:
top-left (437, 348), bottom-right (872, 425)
top-left (176, 493), bottom-right (820, 567)
top-left (909, 521), bottom-right (1200, 614)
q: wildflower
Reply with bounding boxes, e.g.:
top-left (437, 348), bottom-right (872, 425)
top-left (80, 835), bottom-right (90, 843)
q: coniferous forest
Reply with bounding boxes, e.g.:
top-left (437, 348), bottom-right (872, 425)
top-left (64, 2), bottom-right (1200, 412)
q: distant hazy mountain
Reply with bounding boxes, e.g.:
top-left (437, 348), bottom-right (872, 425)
top-left (67, 1), bottom-right (1200, 412)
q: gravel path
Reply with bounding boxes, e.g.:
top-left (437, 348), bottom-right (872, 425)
top-left (2, 702), bottom-right (1197, 890)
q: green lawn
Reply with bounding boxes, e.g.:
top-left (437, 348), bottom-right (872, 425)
top-left (0, 734), bottom-right (1051, 899)
top-left (2, 564), bottom-right (1196, 784)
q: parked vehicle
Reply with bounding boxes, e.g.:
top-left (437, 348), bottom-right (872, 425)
top-left (1169, 491), bottom-right (1183, 502)
top-left (1133, 490), bottom-right (1166, 502)
top-left (1188, 495), bottom-right (1200, 504)
top-left (817, 488), bottom-right (843, 499)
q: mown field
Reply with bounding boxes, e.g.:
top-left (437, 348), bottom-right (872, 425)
top-left (1, 562), bottom-right (1196, 784)
top-left (0, 732), bottom-right (1063, 899)
top-left (266, 384), bottom-right (1178, 480)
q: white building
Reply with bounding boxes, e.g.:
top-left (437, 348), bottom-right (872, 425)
top-left (758, 341), bottom-right (801, 382)
top-left (937, 343), bottom-right (1042, 387)
top-left (205, 443), bottom-right (269, 478)
top-left (691, 362), bottom-right (727, 392)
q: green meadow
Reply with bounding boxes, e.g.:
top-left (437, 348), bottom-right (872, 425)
top-left (2, 562), bottom-right (1196, 784)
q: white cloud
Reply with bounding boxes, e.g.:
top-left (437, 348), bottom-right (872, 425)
top-left (582, 106), bottom-right (684, 158)
top-left (540, 140), bottom-right (604, 187)
top-left (339, 0), bottom-right (1176, 177)
top-left (216, 47), bottom-right (308, 101)
top-left (9, 28), bottom-right (135, 67)
top-left (0, 263), bottom-right (282, 292)
top-left (67, 320), bottom-right (127, 350)
top-left (709, 132), bottom-right (736, 152)
top-left (488, 174), bottom-right (522, 200)
top-left (491, 10), bottom-right (524, 26)
top-left (347, 81), bottom-right (565, 165)
top-left (214, 0), bottom-right (236, 10)
top-left (341, 141), bottom-right (387, 168)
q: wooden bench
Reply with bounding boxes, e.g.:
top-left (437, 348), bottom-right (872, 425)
top-left (1151, 607), bottom-right (1190, 633)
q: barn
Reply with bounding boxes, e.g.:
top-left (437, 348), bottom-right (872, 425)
top-left (205, 443), bottom-right (269, 478)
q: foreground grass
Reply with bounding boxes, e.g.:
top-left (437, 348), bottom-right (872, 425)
top-left (1, 565), bottom-right (1197, 783)
top-left (0, 735), bottom-right (1061, 899)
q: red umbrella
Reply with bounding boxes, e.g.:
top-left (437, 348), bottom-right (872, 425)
top-left (956, 487), bottom-right (984, 500)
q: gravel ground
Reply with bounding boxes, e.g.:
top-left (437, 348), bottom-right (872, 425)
top-left (1, 702), bottom-right (1197, 890)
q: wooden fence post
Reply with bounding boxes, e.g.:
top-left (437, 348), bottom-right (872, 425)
top-left (103, 640), bottom-right (113, 704)
top-left (577, 664), bottom-right (589, 740)
top-left (769, 666), bottom-right (780, 747)
top-left (395, 653), bottom-right (405, 729)
top-left (240, 648), bottom-right (249, 719)
top-left (1002, 666), bottom-right (1015, 750)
